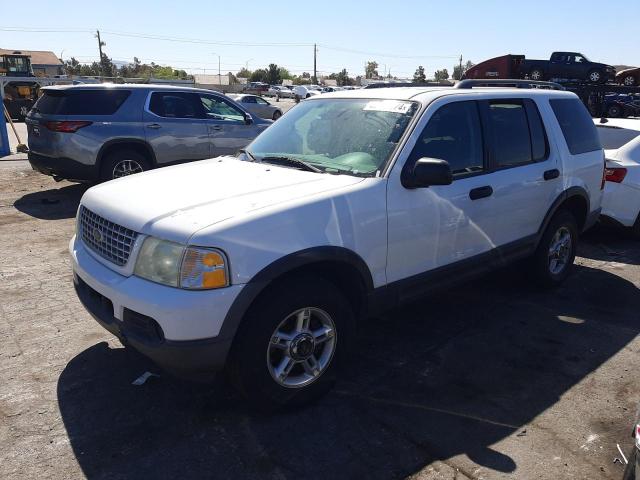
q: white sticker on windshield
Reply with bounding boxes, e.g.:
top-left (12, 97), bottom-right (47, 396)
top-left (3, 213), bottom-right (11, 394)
top-left (363, 100), bottom-right (412, 114)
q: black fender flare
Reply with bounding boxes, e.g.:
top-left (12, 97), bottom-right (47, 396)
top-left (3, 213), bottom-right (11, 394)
top-left (96, 138), bottom-right (158, 170)
top-left (536, 186), bottom-right (590, 246)
top-left (218, 246), bottom-right (374, 341)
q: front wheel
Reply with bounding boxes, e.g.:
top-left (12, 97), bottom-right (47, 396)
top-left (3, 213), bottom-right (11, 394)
top-left (607, 104), bottom-right (623, 118)
top-left (622, 75), bottom-right (637, 86)
top-left (272, 110), bottom-right (282, 120)
top-left (529, 210), bottom-right (578, 287)
top-left (228, 276), bottom-right (354, 411)
top-left (530, 68), bottom-right (544, 81)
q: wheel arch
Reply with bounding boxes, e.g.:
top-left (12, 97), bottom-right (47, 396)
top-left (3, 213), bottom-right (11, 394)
top-left (96, 139), bottom-right (157, 171)
top-left (536, 187), bottom-right (590, 246)
top-left (219, 247), bottom-right (374, 342)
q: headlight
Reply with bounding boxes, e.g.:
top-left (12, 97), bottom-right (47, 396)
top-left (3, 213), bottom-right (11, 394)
top-left (133, 237), bottom-right (229, 290)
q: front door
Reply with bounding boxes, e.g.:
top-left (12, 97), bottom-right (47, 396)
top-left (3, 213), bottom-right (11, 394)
top-left (144, 91), bottom-right (210, 165)
top-left (198, 93), bottom-right (257, 156)
top-left (386, 99), bottom-right (496, 284)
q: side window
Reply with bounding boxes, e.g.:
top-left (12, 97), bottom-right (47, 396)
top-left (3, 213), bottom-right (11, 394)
top-left (409, 101), bottom-right (484, 175)
top-left (523, 99), bottom-right (549, 161)
top-left (243, 96), bottom-right (257, 104)
top-left (256, 97), bottom-right (269, 105)
top-left (200, 94), bottom-right (246, 123)
top-left (487, 100), bottom-right (533, 167)
top-left (550, 98), bottom-right (601, 155)
top-left (148, 92), bottom-right (202, 118)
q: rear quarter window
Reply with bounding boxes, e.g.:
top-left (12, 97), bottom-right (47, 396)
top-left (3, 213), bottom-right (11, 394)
top-left (35, 90), bottom-right (131, 115)
top-left (550, 98), bottom-right (601, 155)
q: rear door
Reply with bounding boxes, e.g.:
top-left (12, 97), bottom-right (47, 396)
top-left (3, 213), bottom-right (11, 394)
top-left (197, 93), bottom-right (258, 156)
top-left (143, 91), bottom-right (211, 165)
top-left (477, 98), bottom-right (562, 246)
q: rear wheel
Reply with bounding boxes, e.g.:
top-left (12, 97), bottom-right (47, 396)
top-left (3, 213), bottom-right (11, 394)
top-left (100, 149), bottom-right (151, 182)
top-left (607, 104), bottom-right (623, 118)
top-left (530, 210), bottom-right (578, 287)
top-left (228, 275), bottom-right (354, 411)
top-left (530, 68), bottom-right (544, 81)
top-left (588, 69), bottom-right (603, 83)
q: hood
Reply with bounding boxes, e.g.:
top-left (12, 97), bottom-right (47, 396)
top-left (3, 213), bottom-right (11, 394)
top-left (616, 67), bottom-right (640, 76)
top-left (80, 157), bottom-right (364, 244)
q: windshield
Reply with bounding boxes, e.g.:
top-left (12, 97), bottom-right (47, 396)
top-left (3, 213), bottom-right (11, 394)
top-left (242, 98), bottom-right (418, 177)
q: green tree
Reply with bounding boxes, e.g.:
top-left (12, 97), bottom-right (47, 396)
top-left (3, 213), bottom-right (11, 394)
top-left (237, 67), bottom-right (252, 78)
top-left (453, 60), bottom-right (475, 80)
top-left (336, 68), bottom-right (353, 86)
top-left (278, 67), bottom-right (292, 80)
top-left (413, 66), bottom-right (426, 83)
top-left (267, 63), bottom-right (281, 84)
top-left (434, 68), bottom-right (449, 81)
top-left (365, 61), bottom-right (379, 79)
top-left (250, 68), bottom-right (269, 83)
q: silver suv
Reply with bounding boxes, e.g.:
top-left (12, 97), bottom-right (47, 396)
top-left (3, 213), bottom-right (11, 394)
top-left (26, 84), bottom-right (271, 182)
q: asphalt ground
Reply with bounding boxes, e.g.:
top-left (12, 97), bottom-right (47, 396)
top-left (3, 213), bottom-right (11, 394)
top-left (1, 160), bottom-right (639, 479)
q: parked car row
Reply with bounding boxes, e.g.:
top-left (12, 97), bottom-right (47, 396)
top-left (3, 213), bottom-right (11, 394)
top-left (65, 80), bottom-right (611, 410)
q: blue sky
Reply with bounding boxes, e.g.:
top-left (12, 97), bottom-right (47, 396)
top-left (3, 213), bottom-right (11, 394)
top-left (1, 0), bottom-right (638, 79)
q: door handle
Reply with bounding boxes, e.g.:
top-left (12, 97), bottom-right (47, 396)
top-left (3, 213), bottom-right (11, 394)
top-left (469, 185), bottom-right (493, 200)
top-left (543, 168), bottom-right (560, 180)
top-left (146, 123), bottom-right (161, 129)
top-left (209, 125), bottom-right (223, 131)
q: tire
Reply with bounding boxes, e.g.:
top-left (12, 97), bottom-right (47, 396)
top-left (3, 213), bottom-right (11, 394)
top-left (622, 75), bottom-right (637, 86)
top-left (100, 149), bottom-right (151, 182)
top-left (631, 213), bottom-right (640, 240)
top-left (272, 110), bottom-right (282, 120)
top-left (228, 275), bottom-right (354, 411)
top-left (305, 93), bottom-right (311, 99)
top-left (529, 210), bottom-right (578, 288)
top-left (588, 69), bottom-right (603, 84)
top-left (607, 104), bottom-right (623, 118)
top-left (530, 68), bottom-right (544, 81)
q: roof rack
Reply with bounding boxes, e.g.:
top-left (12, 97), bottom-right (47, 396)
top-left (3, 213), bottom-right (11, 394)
top-left (455, 79), bottom-right (565, 91)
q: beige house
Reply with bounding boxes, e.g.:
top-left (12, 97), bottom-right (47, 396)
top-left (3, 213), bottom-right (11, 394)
top-left (0, 49), bottom-right (64, 76)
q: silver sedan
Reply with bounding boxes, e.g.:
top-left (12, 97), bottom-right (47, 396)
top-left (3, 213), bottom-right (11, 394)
top-left (228, 94), bottom-right (283, 120)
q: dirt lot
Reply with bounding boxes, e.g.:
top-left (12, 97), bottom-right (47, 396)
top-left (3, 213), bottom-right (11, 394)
top-left (1, 160), bottom-right (639, 480)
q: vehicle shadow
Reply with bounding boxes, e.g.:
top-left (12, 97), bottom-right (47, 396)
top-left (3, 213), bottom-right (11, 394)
top-left (57, 264), bottom-right (640, 480)
top-left (13, 183), bottom-right (88, 220)
top-left (578, 223), bottom-right (640, 266)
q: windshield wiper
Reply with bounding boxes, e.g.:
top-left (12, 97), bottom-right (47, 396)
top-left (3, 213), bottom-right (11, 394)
top-left (238, 149), bottom-right (258, 162)
top-left (260, 156), bottom-right (322, 173)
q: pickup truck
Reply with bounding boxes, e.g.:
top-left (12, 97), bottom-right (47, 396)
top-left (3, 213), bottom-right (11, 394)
top-left (465, 52), bottom-right (616, 84)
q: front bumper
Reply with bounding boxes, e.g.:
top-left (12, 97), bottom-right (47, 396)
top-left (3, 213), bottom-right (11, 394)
top-left (71, 236), bottom-right (244, 377)
top-left (28, 151), bottom-right (98, 183)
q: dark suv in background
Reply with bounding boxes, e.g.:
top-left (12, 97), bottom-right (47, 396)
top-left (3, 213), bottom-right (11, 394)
top-left (26, 84), bottom-right (271, 182)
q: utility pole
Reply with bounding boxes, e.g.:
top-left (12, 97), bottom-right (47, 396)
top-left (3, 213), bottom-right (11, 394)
top-left (313, 43), bottom-right (317, 85)
top-left (95, 30), bottom-right (106, 77)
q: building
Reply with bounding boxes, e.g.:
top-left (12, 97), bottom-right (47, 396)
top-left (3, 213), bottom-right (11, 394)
top-left (0, 49), bottom-right (64, 77)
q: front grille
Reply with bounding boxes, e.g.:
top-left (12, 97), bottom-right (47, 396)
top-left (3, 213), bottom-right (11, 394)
top-left (79, 206), bottom-right (138, 266)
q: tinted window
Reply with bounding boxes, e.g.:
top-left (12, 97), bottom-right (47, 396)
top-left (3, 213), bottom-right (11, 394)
top-left (488, 101), bottom-right (532, 167)
top-left (550, 98), bottom-right (601, 155)
top-left (524, 99), bottom-right (549, 161)
top-left (243, 96), bottom-right (257, 104)
top-left (409, 101), bottom-right (484, 175)
top-left (597, 126), bottom-right (640, 150)
top-left (256, 97), bottom-right (269, 105)
top-left (35, 89), bottom-right (130, 115)
top-left (149, 92), bottom-right (201, 118)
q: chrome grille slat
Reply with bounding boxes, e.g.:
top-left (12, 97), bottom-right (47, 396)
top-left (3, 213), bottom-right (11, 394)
top-left (79, 206), bottom-right (138, 266)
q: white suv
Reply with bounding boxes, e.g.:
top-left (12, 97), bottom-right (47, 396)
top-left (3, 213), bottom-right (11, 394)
top-left (71, 81), bottom-right (604, 409)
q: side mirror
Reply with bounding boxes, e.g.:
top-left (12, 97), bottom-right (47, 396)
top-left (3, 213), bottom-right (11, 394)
top-left (401, 157), bottom-right (453, 189)
top-left (244, 113), bottom-right (253, 125)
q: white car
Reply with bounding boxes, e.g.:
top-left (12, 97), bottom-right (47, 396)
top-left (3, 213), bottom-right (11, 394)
top-left (71, 81), bottom-right (603, 409)
top-left (292, 85), bottom-right (321, 99)
top-left (595, 118), bottom-right (640, 236)
top-left (266, 85), bottom-right (295, 99)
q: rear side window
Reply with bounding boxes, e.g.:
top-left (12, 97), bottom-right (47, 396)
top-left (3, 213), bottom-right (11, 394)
top-left (148, 92), bottom-right (202, 118)
top-left (35, 90), bottom-right (130, 115)
top-left (550, 98), bottom-right (601, 155)
top-left (409, 101), bottom-right (484, 175)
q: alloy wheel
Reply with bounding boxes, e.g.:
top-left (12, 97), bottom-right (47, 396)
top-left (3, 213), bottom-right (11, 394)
top-left (112, 159), bottom-right (144, 179)
top-left (266, 307), bottom-right (337, 388)
top-left (548, 226), bottom-right (572, 275)
top-left (589, 71), bottom-right (601, 82)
